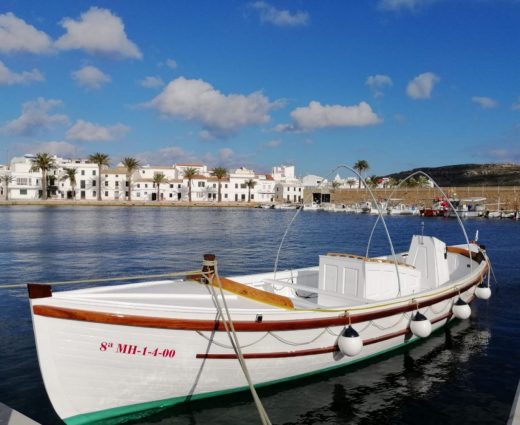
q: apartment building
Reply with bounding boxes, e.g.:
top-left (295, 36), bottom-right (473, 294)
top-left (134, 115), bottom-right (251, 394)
top-left (1, 154), bottom-right (302, 204)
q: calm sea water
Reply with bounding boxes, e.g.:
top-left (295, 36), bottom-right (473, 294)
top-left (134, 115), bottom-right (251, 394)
top-left (0, 206), bottom-right (518, 425)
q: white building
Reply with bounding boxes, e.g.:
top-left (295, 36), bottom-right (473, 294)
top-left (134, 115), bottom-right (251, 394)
top-left (2, 155), bottom-right (306, 204)
top-left (272, 165), bottom-right (303, 204)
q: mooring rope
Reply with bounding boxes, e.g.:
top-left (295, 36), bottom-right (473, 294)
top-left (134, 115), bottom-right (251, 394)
top-left (0, 270), bottom-right (202, 289)
top-left (202, 259), bottom-right (272, 425)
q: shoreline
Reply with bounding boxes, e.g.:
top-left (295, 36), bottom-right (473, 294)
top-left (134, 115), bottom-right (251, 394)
top-left (0, 200), bottom-right (260, 208)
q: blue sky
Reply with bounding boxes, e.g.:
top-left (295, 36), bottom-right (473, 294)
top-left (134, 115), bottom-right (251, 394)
top-left (1, 0), bottom-right (519, 176)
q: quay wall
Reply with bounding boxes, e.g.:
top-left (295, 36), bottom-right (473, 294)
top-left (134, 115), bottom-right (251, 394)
top-left (313, 186), bottom-right (520, 210)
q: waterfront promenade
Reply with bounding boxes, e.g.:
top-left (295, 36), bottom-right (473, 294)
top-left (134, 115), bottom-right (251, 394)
top-left (1, 186), bottom-right (519, 210)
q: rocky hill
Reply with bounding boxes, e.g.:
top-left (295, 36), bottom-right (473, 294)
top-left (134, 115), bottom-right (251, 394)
top-left (386, 163), bottom-right (520, 186)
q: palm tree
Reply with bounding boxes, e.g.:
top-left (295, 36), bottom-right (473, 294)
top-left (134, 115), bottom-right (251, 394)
top-left (61, 168), bottom-right (78, 200)
top-left (121, 157), bottom-right (141, 201)
top-left (245, 178), bottom-right (256, 202)
top-left (368, 175), bottom-right (379, 188)
top-left (0, 174), bottom-right (14, 200)
top-left (331, 180), bottom-right (341, 193)
top-left (152, 172), bottom-right (167, 201)
top-left (212, 166), bottom-right (227, 202)
top-left (30, 153), bottom-right (56, 200)
top-left (416, 175), bottom-right (430, 188)
top-left (183, 167), bottom-right (198, 202)
top-left (88, 153), bottom-right (110, 201)
top-left (353, 160), bottom-right (370, 189)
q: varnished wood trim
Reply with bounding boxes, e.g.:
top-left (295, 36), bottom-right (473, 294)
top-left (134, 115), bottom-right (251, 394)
top-left (32, 271), bottom-right (484, 332)
top-left (214, 277), bottom-right (294, 310)
top-left (195, 311), bottom-right (454, 359)
top-left (185, 275), bottom-right (294, 309)
top-left (446, 246), bottom-right (484, 264)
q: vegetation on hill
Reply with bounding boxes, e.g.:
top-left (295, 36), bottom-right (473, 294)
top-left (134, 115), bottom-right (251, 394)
top-left (385, 163), bottom-right (520, 186)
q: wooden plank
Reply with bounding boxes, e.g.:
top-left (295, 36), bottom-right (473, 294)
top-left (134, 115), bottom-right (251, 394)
top-left (212, 276), bottom-right (294, 310)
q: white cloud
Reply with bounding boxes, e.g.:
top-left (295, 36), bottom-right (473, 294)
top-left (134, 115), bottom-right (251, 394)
top-left (166, 59), bottom-right (178, 69)
top-left (0, 12), bottom-right (53, 54)
top-left (378, 0), bottom-right (435, 12)
top-left (265, 139), bottom-right (281, 148)
top-left (251, 2), bottom-right (309, 27)
top-left (3, 98), bottom-right (68, 136)
top-left (140, 75), bottom-right (164, 88)
top-left (472, 96), bottom-right (498, 109)
top-left (511, 97), bottom-right (520, 111)
top-left (146, 77), bottom-right (277, 138)
top-left (277, 101), bottom-right (382, 132)
top-left (55, 7), bottom-right (142, 59)
top-left (365, 74), bottom-right (393, 97)
top-left (66, 120), bottom-right (129, 142)
top-left (406, 72), bottom-right (439, 99)
top-left (71, 65), bottom-right (111, 90)
top-left (0, 61), bottom-right (44, 85)
top-left (18, 140), bottom-right (81, 157)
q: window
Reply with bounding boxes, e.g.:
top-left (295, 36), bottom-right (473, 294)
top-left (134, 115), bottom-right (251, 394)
top-left (198, 181), bottom-right (205, 187)
top-left (92, 191), bottom-right (96, 197)
top-left (126, 182), bottom-right (129, 187)
top-left (213, 183), bottom-right (216, 188)
top-left (92, 170), bottom-right (96, 176)
top-left (225, 184), bottom-right (228, 188)
top-left (105, 181), bottom-right (108, 187)
top-left (81, 170), bottom-right (85, 176)
top-left (16, 178), bottom-right (28, 185)
top-left (235, 184), bottom-right (238, 188)
top-left (92, 180), bottom-right (96, 187)
top-left (240, 184), bottom-right (246, 189)
top-left (115, 181), bottom-right (120, 187)
top-left (20, 189), bottom-right (27, 195)
top-left (170, 184), bottom-right (173, 188)
top-left (105, 174), bottom-right (108, 178)
top-left (178, 184), bottom-right (181, 188)
top-left (137, 184), bottom-right (140, 188)
top-left (225, 194), bottom-right (228, 198)
top-left (145, 184), bottom-right (148, 188)
top-left (197, 192), bottom-right (204, 198)
top-left (241, 194), bottom-right (245, 201)
top-left (105, 191), bottom-right (108, 197)
top-left (137, 193), bottom-right (141, 197)
top-left (80, 180), bottom-right (86, 189)
top-left (251, 194), bottom-right (254, 200)
top-left (169, 193), bottom-right (173, 198)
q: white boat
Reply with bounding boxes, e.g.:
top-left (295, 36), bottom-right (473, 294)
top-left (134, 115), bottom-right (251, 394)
top-left (28, 234), bottom-right (491, 425)
top-left (446, 197), bottom-right (486, 218)
top-left (303, 202), bottom-right (321, 211)
top-left (274, 203), bottom-right (299, 210)
top-left (387, 203), bottom-right (420, 216)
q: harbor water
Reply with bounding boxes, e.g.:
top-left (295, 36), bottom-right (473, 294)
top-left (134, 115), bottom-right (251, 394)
top-left (0, 206), bottom-right (518, 424)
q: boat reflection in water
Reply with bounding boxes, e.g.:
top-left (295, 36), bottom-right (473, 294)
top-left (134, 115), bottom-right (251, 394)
top-left (133, 319), bottom-right (490, 425)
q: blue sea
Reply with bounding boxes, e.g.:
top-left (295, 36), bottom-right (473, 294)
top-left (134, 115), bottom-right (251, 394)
top-left (0, 206), bottom-right (518, 424)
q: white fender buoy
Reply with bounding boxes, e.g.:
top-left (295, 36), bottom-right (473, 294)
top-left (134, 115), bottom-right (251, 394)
top-left (452, 298), bottom-right (471, 319)
top-left (475, 283), bottom-right (491, 300)
top-left (410, 312), bottom-right (432, 338)
top-left (338, 325), bottom-right (363, 356)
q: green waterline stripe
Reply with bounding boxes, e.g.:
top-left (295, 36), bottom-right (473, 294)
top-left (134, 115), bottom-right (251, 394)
top-left (64, 331), bottom-right (436, 425)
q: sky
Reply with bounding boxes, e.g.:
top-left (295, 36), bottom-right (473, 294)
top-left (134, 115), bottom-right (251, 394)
top-left (1, 0), bottom-right (519, 177)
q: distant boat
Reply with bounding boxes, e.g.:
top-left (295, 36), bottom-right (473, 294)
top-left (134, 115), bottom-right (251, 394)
top-left (446, 197), bottom-right (486, 218)
top-left (28, 235), bottom-right (491, 425)
top-left (421, 197), bottom-right (450, 217)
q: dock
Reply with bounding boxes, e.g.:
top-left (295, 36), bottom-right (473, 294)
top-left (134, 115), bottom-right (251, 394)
top-left (0, 402), bottom-right (40, 425)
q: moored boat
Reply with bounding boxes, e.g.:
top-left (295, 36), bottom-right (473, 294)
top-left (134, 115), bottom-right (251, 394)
top-left (28, 234), bottom-right (491, 424)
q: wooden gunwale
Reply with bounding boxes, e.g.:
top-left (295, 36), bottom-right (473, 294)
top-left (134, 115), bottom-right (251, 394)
top-left (32, 268), bottom-right (485, 333)
top-left (195, 310), bottom-right (454, 359)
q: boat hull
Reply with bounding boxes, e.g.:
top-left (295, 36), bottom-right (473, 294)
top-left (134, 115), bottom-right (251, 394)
top-left (30, 266), bottom-right (487, 424)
